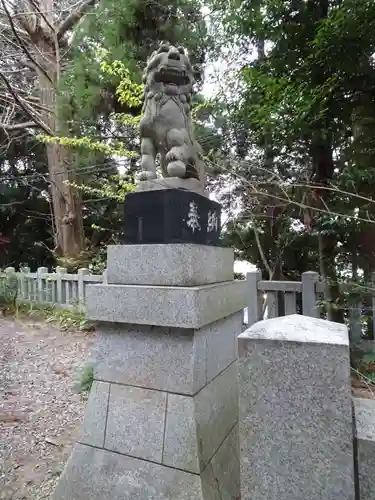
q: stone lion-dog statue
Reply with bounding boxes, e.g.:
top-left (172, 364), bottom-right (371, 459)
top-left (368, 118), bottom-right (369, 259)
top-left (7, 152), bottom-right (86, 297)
top-left (139, 42), bottom-right (205, 189)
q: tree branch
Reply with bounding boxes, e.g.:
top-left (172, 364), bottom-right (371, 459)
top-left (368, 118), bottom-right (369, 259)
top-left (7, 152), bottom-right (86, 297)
top-left (20, 57), bottom-right (38, 70)
top-left (0, 0), bottom-right (54, 85)
top-left (28, 0), bottom-right (54, 33)
top-left (0, 120), bottom-right (38, 131)
top-left (57, 0), bottom-right (96, 39)
top-left (254, 226), bottom-right (273, 278)
top-left (0, 71), bottom-right (52, 134)
top-left (0, 20), bottom-right (28, 38)
top-left (12, 0), bottom-right (38, 36)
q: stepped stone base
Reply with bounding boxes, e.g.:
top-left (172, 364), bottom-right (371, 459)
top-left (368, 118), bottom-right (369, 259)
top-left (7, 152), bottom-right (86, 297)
top-left (106, 244), bottom-right (234, 286)
top-left (54, 424), bottom-right (239, 500)
top-left (54, 242), bottom-right (242, 499)
top-left (54, 314), bottom-right (242, 500)
top-left (85, 281), bottom-right (246, 329)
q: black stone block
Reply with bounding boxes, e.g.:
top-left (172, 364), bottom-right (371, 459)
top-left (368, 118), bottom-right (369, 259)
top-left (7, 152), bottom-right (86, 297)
top-left (123, 189), bottom-right (221, 245)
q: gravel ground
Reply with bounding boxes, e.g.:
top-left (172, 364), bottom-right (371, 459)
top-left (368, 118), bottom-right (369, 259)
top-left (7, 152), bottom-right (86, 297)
top-left (0, 317), bottom-right (94, 499)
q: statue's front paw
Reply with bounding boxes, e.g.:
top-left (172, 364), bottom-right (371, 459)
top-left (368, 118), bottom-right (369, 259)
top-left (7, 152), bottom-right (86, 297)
top-left (137, 171), bottom-right (157, 181)
top-left (167, 161), bottom-right (186, 178)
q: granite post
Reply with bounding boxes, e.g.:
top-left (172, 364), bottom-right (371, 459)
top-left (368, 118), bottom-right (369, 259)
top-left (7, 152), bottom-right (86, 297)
top-left (353, 397), bottom-right (375, 498)
top-left (238, 314), bottom-right (355, 500)
top-left (53, 239), bottom-right (245, 499)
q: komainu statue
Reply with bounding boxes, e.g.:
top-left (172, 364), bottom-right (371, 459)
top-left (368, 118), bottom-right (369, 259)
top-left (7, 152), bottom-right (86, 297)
top-left (139, 42), bottom-right (205, 188)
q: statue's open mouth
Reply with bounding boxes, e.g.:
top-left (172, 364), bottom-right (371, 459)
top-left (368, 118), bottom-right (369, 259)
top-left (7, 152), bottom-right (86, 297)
top-left (154, 67), bottom-right (190, 85)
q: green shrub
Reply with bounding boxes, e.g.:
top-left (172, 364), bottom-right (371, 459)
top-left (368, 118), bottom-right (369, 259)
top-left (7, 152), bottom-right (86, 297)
top-left (75, 363), bottom-right (94, 393)
top-left (0, 269), bottom-right (18, 311)
top-left (4, 299), bottom-right (94, 332)
top-left (44, 303), bottom-right (93, 331)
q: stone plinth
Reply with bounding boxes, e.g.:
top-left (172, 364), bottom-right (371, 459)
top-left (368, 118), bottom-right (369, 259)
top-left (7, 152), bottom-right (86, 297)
top-left (123, 189), bottom-right (221, 245)
top-left (136, 177), bottom-right (205, 196)
top-left (54, 244), bottom-right (242, 500)
top-left (106, 244), bottom-right (234, 286)
top-left (238, 314), bottom-right (355, 500)
top-left (85, 280), bottom-right (246, 328)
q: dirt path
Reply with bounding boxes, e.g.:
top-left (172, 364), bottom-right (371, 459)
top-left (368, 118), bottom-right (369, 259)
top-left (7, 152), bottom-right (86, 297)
top-left (0, 317), bottom-right (93, 499)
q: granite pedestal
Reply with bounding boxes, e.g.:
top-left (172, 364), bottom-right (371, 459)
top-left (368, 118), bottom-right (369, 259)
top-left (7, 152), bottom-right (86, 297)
top-left (136, 177), bottom-right (205, 196)
top-left (123, 189), bottom-right (221, 245)
top-left (238, 315), bottom-right (355, 500)
top-left (53, 244), bottom-right (244, 500)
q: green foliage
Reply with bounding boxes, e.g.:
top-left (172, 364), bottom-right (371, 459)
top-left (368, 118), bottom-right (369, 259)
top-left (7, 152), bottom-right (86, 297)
top-left (359, 354), bottom-right (375, 382)
top-left (89, 247), bottom-right (108, 274)
top-left (4, 0), bottom-right (375, 340)
top-left (55, 251), bottom-right (97, 273)
top-left (62, 0), bottom-right (208, 124)
top-left (2, 0), bottom-right (210, 272)
top-left (351, 345), bottom-right (375, 385)
top-left (75, 363), bottom-right (94, 394)
top-left (0, 136), bottom-right (54, 270)
top-left (68, 174), bottom-right (136, 202)
top-left (4, 300), bottom-right (93, 332)
top-left (37, 134), bottom-right (138, 159)
top-left (0, 269), bottom-right (18, 310)
top-left (206, 0), bottom-right (375, 328)
top-left (99, 52), bottom-right (144, 108)
top-left (44, 303), bottom-right (93, 332)
top-left (223, 219), bottom-right (319, 281)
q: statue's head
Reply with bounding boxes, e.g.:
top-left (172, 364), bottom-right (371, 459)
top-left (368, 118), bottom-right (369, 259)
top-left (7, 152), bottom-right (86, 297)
top-left (143, 42), bottom-right (194, 94)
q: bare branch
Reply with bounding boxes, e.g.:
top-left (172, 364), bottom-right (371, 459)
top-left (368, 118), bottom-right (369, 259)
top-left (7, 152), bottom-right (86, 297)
top-left (0, 0), bottom-right (54, 85)
top-left (12, 0), bottom-right (39, 36)
top-left (28, 0), bottom-right (54, 33)
top-left (205, 157), bottom-right (375, 226)
top-left (254, 226), bottom-right (273, 278)
top-left (57, 0), bottom-right (96, 39)
top-left (0, 71), bottom-right (52, 134)
top-left (19, 95), bottom-right (53, 114)
top-left (0, 20), bottom-right (28, 37)
top-left (20, 57), bottom-right (38, 70)
top-left (0, 120), bottom-right (38, 131)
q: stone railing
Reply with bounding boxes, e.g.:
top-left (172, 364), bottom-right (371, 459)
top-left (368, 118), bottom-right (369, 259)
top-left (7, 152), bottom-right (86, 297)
top-left (2, 266), bottom-right (107, 307)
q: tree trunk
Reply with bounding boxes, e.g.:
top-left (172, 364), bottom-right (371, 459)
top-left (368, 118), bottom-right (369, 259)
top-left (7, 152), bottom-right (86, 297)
top-left (311, 132), bottom-right (344, 323)
top-left (349, 247), bottom-right (362, 341)
top-left (351, 88), bottom-right (375, 337)
top-left (36, 20), bottom-right (85, 259)
top-left (0, 0), bottom-right (97, 259)
top-left (307, 0), bottom-right (343, 323)
top-left (45, 142), bottom-right (85, 258)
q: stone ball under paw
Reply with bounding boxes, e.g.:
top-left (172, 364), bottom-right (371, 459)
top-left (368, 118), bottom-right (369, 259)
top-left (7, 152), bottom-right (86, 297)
top-left (167, 161), bottom-right (186, 177)
top-left (137, 170), bottom-right (157, 181)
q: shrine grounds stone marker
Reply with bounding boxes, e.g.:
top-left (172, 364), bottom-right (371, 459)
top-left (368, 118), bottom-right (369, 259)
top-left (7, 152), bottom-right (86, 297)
top-left (238, 315), bottom-right (355, 500)
top-left (53, 42), bottom-right (245, 499)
